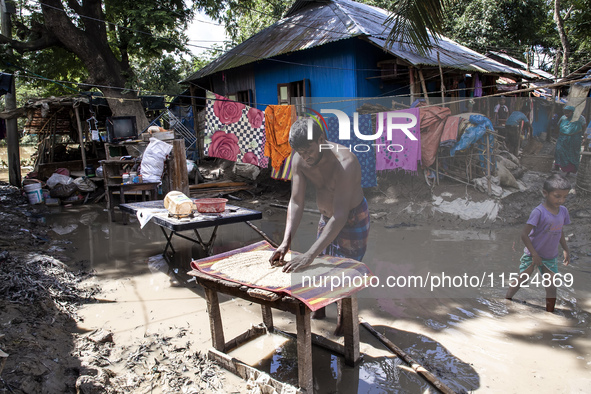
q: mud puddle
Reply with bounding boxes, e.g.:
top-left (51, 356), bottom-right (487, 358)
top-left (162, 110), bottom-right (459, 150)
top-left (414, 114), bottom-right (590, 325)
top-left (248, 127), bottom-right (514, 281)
top-left (44, 204), bottom-right (590, 393)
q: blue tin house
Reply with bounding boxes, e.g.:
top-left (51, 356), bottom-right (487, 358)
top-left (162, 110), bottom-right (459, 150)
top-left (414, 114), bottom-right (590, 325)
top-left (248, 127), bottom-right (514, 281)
top-left (183, 0), bottom-right (532, 114)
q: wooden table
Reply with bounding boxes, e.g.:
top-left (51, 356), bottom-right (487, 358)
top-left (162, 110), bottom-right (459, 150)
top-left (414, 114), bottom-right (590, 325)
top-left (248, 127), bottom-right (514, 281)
top-left (187, 268), bottom-right (361, 393)
top-left (120, 201), bottom-right (263, 255)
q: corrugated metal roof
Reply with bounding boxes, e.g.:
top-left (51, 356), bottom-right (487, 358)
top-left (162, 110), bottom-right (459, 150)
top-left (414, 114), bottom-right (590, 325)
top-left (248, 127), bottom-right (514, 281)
top-left (486, 51), bottom-right (555, 80)
top-left (366, 36), bottom-right (524, 75)
top-left (183, 0), bottom-right (525, 83)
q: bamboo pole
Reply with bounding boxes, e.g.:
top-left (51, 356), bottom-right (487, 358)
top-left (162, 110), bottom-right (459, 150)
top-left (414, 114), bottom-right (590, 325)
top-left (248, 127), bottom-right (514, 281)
top-left (418, 69), bottom-right (430, 104)
top-left (245, 221), bottom-right (278, 248)
top-left (270, 203), bottom-right (320, 214)
top-left (409, 67), bottom-right (416, 104)
top-left (437, 52), bottom-right (445, 104)
top-left (435, 151), bottom-right (440, 185)
top-left (360, 319), bottom-right (457, 394)
top-left (74, 106), bottom-right (87, 169)
top-left (429, 167), bottom-right (472, 186)
top-left (486, 134), bottom-right (491, 196)
top-left (190, 181), bottom-right (247, 189)
top-left (425, 76), bottom-right (591, 109)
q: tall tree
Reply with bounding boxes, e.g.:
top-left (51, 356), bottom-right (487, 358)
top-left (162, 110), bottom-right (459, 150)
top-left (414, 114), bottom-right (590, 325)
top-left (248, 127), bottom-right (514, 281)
top-left (221, 0), bottom-right (288, 45)
top-left (567, 0), bottom-right (591, 72)
top-left (443, 0), bottom-right (552, 56)
top-left (554, 0), bottom-right (570, 77)
top-left (1, 0), bottom-right (196, 128)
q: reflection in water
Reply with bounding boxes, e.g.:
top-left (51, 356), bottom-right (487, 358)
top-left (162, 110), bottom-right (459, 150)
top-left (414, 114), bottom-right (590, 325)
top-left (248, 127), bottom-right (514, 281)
top-left (41, 205), bottom-right (590, 393)
top-left (246, 335), bottom-right (428, 393)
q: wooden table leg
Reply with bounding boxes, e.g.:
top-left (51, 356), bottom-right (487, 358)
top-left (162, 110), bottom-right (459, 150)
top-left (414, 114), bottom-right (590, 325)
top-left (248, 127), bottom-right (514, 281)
top-left (342, 296), bottom-right (360, 366)
top-left (120, 186), bottom-right (128, 224)
top-left (295, 304), bottom-right (313, 393)
top-left (204, 287), bottom-right (225, 351)
top-left (108, 188), bottom-right (116, 222)
top-left (261, 305), bottom-right (274, 331)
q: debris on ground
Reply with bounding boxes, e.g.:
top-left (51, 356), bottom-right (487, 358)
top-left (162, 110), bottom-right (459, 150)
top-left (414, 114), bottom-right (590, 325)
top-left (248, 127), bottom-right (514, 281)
top-left (0, 181), bottom-right (231, 393)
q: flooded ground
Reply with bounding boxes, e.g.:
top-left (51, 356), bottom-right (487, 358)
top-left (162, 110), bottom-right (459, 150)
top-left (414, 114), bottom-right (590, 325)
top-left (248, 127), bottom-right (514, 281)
top-left (0, 145), bottom-right (36, 182)
top-left (42, 202), bottom-right (591, 393)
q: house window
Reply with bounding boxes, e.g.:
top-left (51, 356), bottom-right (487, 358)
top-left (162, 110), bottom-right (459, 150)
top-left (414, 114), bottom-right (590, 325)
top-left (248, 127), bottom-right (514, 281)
top-left (277, 79), bottom-right (310, 114)
top-left (227, 90), bottom-right (253, 106)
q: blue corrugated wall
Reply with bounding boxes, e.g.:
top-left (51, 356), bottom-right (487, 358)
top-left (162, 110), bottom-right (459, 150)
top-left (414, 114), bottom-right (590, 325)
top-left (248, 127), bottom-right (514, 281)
top-left (248, 39), bottom-right (409, 113)
top-left (253, 40), bottom-right (357, 110)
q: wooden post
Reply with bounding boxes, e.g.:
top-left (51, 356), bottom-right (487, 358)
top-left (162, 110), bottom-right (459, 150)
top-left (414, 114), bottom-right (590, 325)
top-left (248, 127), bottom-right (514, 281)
top-left (74, 106), bottom-right (87, 169)
top-left (418, 69), bottom-right (430, 104)
top-left (204, 288), bottom-right (226, 351)
top-left (435, 151), bottom-right (440, 185)
top-left (295, 304), bottom-right (313, 393)
top-left (170, 139), bottom-right (190, 195)
top-left (341, 297), bottom-right (360, 367)
top-left (261, 305), bottom-right (274, 331)
top-left (409, 67), bottom-right (416, 104)
top-left (50, 116), bottom-right (56, 164)
top-left (189, 84), bottom-right (203, 162)
top-left (437, 52), bottom-right (446, 104)
top-left (486, 132), bottom-right (491, 196)
top-left (2, 0), bottom-right (20, 187)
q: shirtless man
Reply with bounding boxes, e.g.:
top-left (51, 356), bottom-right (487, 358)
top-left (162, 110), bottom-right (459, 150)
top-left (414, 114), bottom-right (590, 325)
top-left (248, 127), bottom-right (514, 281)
top-left (269, 118), bottom-right (370, 324)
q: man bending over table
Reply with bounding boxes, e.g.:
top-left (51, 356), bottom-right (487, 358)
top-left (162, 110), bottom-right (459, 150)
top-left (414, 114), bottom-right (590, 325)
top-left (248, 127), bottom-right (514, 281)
top-left (269, 118), bottom-right (370, 332)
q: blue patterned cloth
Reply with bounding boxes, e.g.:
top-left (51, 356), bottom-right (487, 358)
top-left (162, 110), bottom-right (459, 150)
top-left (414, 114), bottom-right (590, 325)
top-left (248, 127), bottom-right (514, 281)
top-left (325, 115), bottom-right (377, 188)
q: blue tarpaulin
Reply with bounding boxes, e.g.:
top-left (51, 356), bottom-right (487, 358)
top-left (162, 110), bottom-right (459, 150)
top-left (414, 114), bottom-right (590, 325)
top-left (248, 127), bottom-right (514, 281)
top-left (450, 115), bottom-right (495, 171)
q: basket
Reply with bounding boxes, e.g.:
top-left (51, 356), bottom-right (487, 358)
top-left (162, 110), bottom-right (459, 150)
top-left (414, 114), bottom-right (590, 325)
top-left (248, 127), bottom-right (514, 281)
top-left (194, 198), bottom-right (228, 213)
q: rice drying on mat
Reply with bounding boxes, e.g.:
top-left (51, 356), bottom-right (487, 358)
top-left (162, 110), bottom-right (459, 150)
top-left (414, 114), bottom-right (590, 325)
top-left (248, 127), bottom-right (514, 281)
top-left (210, 250), bottom-right (332, 288)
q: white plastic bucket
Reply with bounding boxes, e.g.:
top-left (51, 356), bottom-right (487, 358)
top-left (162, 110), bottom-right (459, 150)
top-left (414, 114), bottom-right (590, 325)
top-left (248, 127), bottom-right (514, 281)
top-left (24, 183), bottom-right (44, 204)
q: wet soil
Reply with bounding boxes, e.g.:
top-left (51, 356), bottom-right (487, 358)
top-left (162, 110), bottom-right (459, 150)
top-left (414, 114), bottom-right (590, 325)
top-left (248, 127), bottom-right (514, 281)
top-left (0, 163), bottom-right (590, 393)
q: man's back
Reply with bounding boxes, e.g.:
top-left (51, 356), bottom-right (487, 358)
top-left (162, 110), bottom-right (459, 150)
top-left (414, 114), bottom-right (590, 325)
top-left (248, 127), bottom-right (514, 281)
top-left (506, 111), bottom-right (529, 127)
top-left (294, 143), bottom-right (363, 217)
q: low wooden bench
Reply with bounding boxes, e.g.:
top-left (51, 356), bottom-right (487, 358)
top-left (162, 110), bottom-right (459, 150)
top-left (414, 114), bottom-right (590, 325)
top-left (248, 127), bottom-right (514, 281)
top-left (187, 269), bottom-right (361, 393)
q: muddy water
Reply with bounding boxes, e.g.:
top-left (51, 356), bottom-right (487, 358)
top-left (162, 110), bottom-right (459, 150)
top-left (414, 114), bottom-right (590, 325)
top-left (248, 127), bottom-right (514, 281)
top-left (45, 204), bottom-right (591, 393)
top-left (0, 145), bottom-right (36, 182)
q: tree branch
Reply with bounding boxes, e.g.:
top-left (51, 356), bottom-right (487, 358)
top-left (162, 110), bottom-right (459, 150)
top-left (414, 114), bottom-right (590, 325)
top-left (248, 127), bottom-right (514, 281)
top-left (0, 33), bottom-right (61, 52)
top-left (564, 5), bottom-right (574, 20)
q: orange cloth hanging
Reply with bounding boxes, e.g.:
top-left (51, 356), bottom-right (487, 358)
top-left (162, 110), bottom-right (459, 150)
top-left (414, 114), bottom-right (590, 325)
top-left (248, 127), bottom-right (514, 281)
top-left (264, 105), bottom-right (297, 171)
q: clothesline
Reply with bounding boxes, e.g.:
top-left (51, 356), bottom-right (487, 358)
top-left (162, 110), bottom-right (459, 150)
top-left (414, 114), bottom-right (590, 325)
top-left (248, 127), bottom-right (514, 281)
top-left (202, 90), bottom-right (501, 188)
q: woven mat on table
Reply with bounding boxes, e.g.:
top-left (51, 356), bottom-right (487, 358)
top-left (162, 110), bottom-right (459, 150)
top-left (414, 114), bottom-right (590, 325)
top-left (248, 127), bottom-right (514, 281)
top-left (190, 241), bottom-right (373, 311)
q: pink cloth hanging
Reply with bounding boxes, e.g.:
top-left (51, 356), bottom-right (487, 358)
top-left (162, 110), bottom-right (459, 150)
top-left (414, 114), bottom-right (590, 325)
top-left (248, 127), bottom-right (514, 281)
top-left (375, 108), bottom-right (421, 173)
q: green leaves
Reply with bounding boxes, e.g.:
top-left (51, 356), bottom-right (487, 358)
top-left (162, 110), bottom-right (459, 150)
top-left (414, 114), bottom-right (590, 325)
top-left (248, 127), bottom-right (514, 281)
top-left (383, 0), bottom-right (448, 56)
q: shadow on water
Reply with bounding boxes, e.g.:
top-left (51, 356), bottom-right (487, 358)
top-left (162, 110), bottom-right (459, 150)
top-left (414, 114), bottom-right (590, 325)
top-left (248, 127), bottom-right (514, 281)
top-left (233, 328), bottom-right (478, 393)
top-left (42, 204), bottom-right (591, 392)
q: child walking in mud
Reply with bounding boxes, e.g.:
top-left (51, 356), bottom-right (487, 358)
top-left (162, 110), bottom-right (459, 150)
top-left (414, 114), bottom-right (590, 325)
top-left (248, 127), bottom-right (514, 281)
top-left (505, 174), bottom-right (571, 312)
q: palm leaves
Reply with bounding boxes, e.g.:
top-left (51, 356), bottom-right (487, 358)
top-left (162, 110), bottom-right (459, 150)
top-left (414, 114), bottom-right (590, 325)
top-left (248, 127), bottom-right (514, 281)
top-left (383, 0), bottom-right (448, 56)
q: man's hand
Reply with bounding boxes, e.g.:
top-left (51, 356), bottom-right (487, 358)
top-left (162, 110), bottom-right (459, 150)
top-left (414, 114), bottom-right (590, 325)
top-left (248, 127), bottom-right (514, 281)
top-left (269, 244), bottom-right (289, 267)
top-left (282, 253), bottom-right (314, 273)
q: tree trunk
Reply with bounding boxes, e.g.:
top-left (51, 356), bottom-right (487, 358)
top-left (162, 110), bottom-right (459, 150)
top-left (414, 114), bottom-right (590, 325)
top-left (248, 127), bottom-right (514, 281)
top-left (554, 0), bottom-right (570, 77)
top-left (40, 0), bottom-right (148, 126)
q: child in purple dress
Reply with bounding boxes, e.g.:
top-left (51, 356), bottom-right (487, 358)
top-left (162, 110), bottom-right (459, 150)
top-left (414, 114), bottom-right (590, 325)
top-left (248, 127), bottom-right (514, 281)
top-left (505, 174), bottom-right (571, 312)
